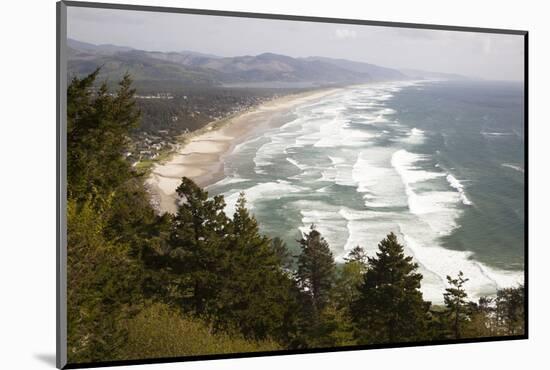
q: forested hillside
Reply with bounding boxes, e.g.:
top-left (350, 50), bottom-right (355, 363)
top-left (66, 71), bottom-right (525, 364)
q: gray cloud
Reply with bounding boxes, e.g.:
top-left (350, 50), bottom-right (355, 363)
top-left (67, 6), bottom-right (524, 81)
top-left (334, 29), bottom-right (358, 40)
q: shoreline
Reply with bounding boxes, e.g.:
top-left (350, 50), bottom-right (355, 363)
top-left (146, 87), bottom-right (342, 214)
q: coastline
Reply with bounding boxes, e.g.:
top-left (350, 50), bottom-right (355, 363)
top-left (146, 87), bottom-right (342, 214)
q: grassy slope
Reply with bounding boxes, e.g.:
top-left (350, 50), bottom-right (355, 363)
top-left (119, 303), bottom-right (280, 360)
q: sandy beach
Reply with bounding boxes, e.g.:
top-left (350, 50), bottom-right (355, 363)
top-left (146, 88), bottom-right (341, 214)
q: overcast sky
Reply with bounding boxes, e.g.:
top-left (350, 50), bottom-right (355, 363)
top-left (67, 6), bottom-right (524, 81)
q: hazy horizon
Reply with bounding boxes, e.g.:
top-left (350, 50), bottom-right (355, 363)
top-left (67, 6), bottom-right (525, 81)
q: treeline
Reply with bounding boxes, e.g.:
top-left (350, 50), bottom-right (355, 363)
top-left (66, 71), bottom-right (525, 364)
top-left (135, 87), bottom-right (276, 135)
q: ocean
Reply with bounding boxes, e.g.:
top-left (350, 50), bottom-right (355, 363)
top-left (206, 80), bottom-right (525, 303)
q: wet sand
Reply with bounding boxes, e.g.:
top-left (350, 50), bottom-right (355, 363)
top-left (146, 88), bottom-right (341, 214)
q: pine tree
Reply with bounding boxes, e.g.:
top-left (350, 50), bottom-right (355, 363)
top-left (296, 225), bottom-right (336, 316)
top-left (351, 232), bottom-right (430, 344)
top-left (66, 71), bottom-right (149, 362)
top-left (323, 246), bottom-right (370, 348)
top-left (67, 198), bottom-right (142, 362)
top-left (464, 296), bottom-right (496, 338)
top-left (495, 285), bottom-right (525, 336)
top-left (217, 193), bottom-right (295, 340)
top-left (67, 69), bottom-right (140, 204)
top-left (345, 245), bottom-right (368, 269)
top-left (271, 237), bottom-right (293, 270)
top-left (169, 177), bottom-right (231, 314)
top-left (443, 271), bottom-right (471, 339)
top-left (335, 246), bottom-right (368, 310)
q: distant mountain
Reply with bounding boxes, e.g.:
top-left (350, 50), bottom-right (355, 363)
top-left (67, 39), bottom-right (467, 88)
top-left (68, 47), bottom-right (219, 86)
top-left (197, 52), bottom-right (371, 84)
top-left (400, 68), bottom-right (471, 81)
top-left (67, 41), bottom-right (376, 86)
top-left (68, 38), bottom-right (134, 55)
top-left (140, 50), bottom-right (221, 68)
top-left (304, 56), bottom-right (406, 81)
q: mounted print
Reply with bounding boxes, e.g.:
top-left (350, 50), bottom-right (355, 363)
top-left (56, 1), bottom-right (528, 368)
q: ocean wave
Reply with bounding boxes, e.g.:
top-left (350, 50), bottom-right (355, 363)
top-left (401, 233), bottom-right (524, 302)
top-left (296, 200), bottom-right (349, 257)
top-left (481, 131), bottom-right (515, 137)
top-left (316, 186), bottom-right (331, 193)
top-left (206, 175), bottom-right (249, 189)
top-left (391, 149), bottom-right (460, 235)
top-left (232, 135), bottom-right (264, 154)
top-left (212, 82), bottom-right (522, 303)
top-left (222, 180), bottom-right (305, 216)
top-left (319, 155), bottom-right (357, 187)
top-left (309, 201), bottom-right (524, 302)
top-left (391, 149), bottom-right (444, 185)
top-left (402, 127), bottom-right (425, 144)
top-left (286, 157), bottom-right (309, 170)
top-left (352, 152), bottom-right (388, 196)
top-left (254, 134), bottom-right (295, 172)
top-left (501, 163), bottom-right (524, 173)
top-left (446, 174), bottom-right (473, 205)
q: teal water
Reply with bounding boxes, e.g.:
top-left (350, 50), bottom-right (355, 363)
top-left (207, 80), bottom-right (525, 302)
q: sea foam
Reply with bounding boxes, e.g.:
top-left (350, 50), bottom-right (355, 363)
top-left (501, 163), bottom-right (524, 173)
top-left (208, 81), bottom-right (523, 303)
top-left (446, 174), bottom-right (473, 205)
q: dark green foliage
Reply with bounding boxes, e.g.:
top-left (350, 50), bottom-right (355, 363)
top-left (271, 237), bottom-right (293, 269)
top-left (292, 226), bottom-right (341, 348)
top-left (67, 69), bottom-right (141, 204)
top-left (344, 245), bottom-right (368, 268)
top-left (495, 285), bottom-right (525, 336)
top-left (351, 232), bottom-right (430, 344)
top-left (334, 246), bottom-right (368, 314)
top-left (296, 225), bottom-right (336, 315)
top-left (443, 271), bottom-right (472, 339)
top-left (464, 296), bottom-right (496, 338)
top-left (165, 188), bottom-right (297, 341)
top-left (66, 70), bottom-right (526, 363)
top-left (425, 306), bottom-right (452, 341)
top-left (311, 247), bottom-right (371, 348)
top-left (66, 70), bottom-right (152, 363)
top-left (168, 177), bottom-right (231, 313)
top-left (216, 193), bottom-right (296, 340)
top-left (67, 199), bottom-right (144, 363)
top-left (335, 247), bottom-right (367, 309)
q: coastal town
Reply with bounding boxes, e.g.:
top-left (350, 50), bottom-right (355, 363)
top-left (126, 89), bottom-right (283, 165)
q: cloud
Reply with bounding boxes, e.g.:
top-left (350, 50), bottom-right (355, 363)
top-left (334, 28), bottom-right (357, 39)
top-left (68, 7), bottom-right (148, 25)
top-left (483, 37), bottom-right (492, 55)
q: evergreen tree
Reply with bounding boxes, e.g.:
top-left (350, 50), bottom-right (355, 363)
top-left (271, 237), bottom-right (293, 270)
top-left (495, 285), bottom-right (525, 336)
top-left (169, 177), bottom-right (231, 314)
top-left (345, 245), bottom-right (368, 269)
top-left (67, 198), bottom-right (143, 362)
top-left (66, 71), bottom-right (149, 363)
top-left (292, 226), bottom-right (338, 348)
top-left (217, 193), bottom-right (295, 340)
top-left (351, 232), bottom-right (430, 344)
top-left (67, 69), bottom-right (140, 204)
top-left (65, 69), bottom-right (528, 361)
top-left (296, 225), bottom-right (336, 316)
top-left (464, 296), bottom-right (496, 338)
top-left (320, 246), bottom-right (371, 348)
top-left (334, 246), bottom-right (368, 310)
top-left (443, 271), bottom-right (471, 339)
